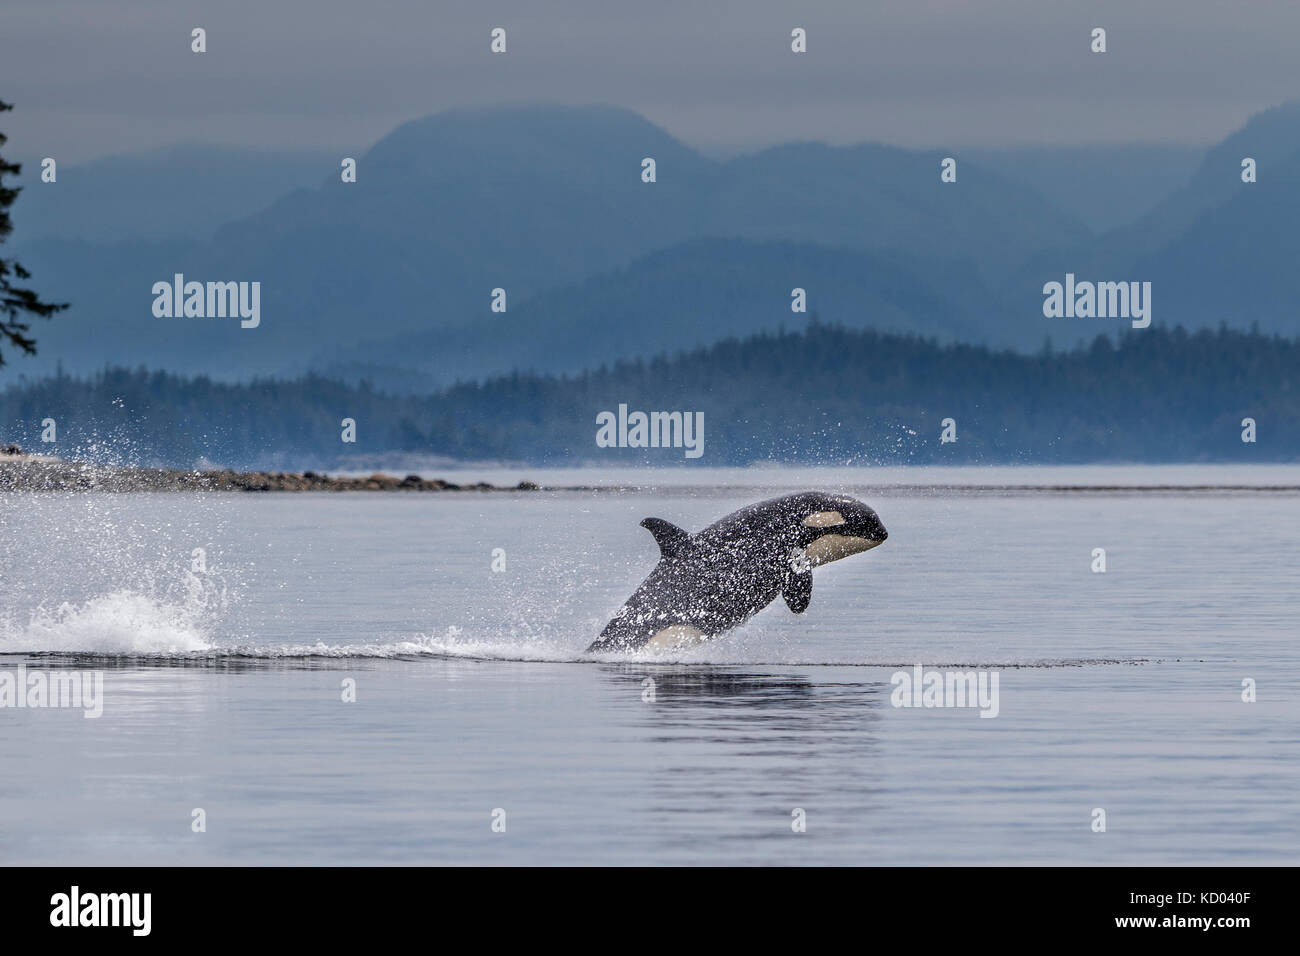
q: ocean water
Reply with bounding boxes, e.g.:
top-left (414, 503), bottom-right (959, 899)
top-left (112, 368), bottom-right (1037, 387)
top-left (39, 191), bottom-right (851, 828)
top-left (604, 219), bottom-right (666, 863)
top-left (1, 465), bottom-right (1298, 865)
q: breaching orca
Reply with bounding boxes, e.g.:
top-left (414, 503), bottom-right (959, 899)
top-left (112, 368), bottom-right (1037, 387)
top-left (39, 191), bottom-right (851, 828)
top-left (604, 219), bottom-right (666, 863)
top-left (587, 492), bottom-right (888, 653)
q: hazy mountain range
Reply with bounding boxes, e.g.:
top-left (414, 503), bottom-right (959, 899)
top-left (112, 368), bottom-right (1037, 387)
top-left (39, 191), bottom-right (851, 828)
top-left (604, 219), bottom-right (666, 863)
top-left (7, 101), bottom-right (1299, 385)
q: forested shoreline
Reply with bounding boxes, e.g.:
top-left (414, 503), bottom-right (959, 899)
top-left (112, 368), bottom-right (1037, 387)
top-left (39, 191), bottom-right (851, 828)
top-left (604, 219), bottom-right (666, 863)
top-left (1, 324), bottom-right (1294, 468)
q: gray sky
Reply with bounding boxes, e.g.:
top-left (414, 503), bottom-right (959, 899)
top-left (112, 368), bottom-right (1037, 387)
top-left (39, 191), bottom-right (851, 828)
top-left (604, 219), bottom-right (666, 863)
top-left (4, 0), bottom-right (1300, 162)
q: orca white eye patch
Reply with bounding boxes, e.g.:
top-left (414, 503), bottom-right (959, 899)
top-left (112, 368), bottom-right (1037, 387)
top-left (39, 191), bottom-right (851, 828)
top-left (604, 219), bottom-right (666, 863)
top-left (802, 510), bottom-right (846, 528)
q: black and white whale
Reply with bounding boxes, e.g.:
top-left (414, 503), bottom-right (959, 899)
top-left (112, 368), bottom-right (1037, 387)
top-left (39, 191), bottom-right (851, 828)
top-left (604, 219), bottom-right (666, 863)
top-left (587, 492), bottom-right (888, 653)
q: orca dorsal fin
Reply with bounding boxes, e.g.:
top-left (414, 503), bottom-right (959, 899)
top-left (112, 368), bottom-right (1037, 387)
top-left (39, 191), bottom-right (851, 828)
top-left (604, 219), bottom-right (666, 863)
top-left (640, 518), bottom-right (691, 560)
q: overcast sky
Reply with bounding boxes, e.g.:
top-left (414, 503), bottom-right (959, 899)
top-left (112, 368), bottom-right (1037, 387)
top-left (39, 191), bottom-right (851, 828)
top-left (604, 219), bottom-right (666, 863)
top-left (4, 0), bottom-right (1300, 162)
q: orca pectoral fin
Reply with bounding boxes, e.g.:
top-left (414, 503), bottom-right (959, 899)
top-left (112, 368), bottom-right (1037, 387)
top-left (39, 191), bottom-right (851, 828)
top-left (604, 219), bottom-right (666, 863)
top-left (782, 570), bottom-right (812, 614)
top-left (640, 517), bottom-right (691, 559)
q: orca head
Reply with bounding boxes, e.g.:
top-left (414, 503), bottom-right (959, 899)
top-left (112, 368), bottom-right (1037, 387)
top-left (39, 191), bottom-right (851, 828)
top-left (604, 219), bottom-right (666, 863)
top-left (790, 493), bottom-right (888, 567)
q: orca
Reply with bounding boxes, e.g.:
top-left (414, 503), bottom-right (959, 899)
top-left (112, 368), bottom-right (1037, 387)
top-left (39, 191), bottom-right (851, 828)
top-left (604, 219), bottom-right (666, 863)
top-left (587, 492), bottom-right (888, 653)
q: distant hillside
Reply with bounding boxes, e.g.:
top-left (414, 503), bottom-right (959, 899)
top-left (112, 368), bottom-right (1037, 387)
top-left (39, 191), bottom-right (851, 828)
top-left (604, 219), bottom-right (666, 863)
top-left (12, 100), bottom-right (1300, 383)
top-left (1004, 101), bottom-right (1300, 345)
top-left (1115, 101), bottom-right (1300, 259)
top-left (10, 104), bottom-right (1087, 379)
top-left (315, 238), bottom-right (1001, 388)
top-left (11, 145), bottom-right (333, 242)
top-left (2, 324), bottom-right (1293, 468)
top-left (963, 144), bottom-right (1202, 234)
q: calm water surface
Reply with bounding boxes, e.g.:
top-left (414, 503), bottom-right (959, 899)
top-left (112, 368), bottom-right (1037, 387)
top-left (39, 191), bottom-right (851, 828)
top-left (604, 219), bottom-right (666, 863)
top-left (1, 466), bottom-right (1297, 864)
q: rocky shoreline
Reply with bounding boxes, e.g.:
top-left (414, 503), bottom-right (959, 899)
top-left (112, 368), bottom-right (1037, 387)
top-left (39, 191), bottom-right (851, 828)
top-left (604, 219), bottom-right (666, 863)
top-left (0, 448), bottom-right (542, 493)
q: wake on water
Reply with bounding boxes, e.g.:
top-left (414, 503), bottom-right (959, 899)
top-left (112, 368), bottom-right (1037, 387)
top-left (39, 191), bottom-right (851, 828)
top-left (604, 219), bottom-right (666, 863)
top-left (0, 586), bottom-right (1154, 668)
top-left (0, 588), bottom-right (735, 662)
top-left (1, 469), bottom-right (1167, 668)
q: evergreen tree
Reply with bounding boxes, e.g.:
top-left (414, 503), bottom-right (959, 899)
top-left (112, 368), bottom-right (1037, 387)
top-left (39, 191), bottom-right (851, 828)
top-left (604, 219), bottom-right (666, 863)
top-left (1, 99), bottom-right (67, 367)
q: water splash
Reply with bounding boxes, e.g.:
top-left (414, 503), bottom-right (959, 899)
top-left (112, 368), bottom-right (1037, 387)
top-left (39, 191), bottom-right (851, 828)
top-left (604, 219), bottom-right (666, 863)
top-left (0, 582), bottom-right (218, 654)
